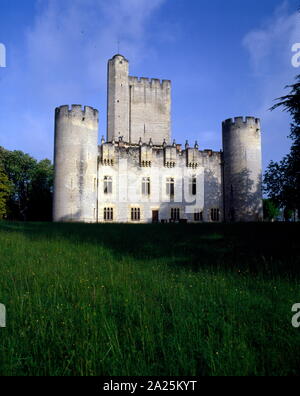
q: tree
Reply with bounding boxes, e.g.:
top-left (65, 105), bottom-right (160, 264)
top-left (0, 147), bottom-right (54, 221)
top-left (0, 164), bottom-right (11, 219)
top-left (0, 147), bottom-right (37, 220)
top-left (263, 199), bottom-right (280, 222)
top-left (27, 159), bottom-right (54, 221)
top-left (270, 75), bottom-right (300, 141)
top-left (264, 75), bottom-right (300, 219)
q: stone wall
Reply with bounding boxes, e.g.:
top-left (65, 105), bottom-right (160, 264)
top-left (107, 54), bottom-right (171, 146)
top-left (53, 55), bottom-right (263, 224)
top-left (98, 141), bottom-right (223, 223)
top-left (53, 105), bottom-right (98, 222)
top-left (222, 117), bottom-right (263, 222)
top-left (128, 77), bottom-right (171, 145)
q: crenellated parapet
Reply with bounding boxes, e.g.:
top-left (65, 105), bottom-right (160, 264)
top-left (222, 116), bottom-right (260, 131)
top-left (55, 104), bottom-right (98, 119)
top-left (55, 105), bottom-right (99, 131)
top-left (128, 76), bottom-right (171, 90)
top-left (98, 138), bottom-right (223, 169)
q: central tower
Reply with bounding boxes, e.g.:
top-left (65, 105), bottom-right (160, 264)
top-left (107, 54), bottom-right (130, 142)
top-left (107, 54), bottom-right (171, 145)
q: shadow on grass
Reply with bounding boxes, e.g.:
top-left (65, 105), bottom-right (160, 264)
top-left (0, 221), bottom-right (300, 277)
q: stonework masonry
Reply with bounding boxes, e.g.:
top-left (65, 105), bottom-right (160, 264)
top-left (53, 105), bottom-right (98, 223)
top-left (53, 54), bottom-right (263, 223)
top-left (107, 54), bottom-right (171, 145)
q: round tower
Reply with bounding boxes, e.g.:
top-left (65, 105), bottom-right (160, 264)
top-left (53, 105), bottom-right (99, 223)
top-left (222, 117), bottom-right (263, 222)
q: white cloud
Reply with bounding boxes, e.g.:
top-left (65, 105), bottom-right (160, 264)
top-left (25, 0), bottom-right (166, 89)
top-left (243, 1), bottom-right (300, 75)
top-left (0, 0), bottom-right (166, 160)
top-left (243, 1), bottom-right (300, 168)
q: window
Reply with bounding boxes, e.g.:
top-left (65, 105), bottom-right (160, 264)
top-left (131, 208), bottom-right (141, 221)
top-left (171, 208), bottom-right (180, 221)
top-left (211, 208), bottom-right (220, 222)
top-left (166, 178), bottom-right (175, 198)
top-left (189, 176), bottom-right (197, 196)
top-left (194, 210), bottom-right (203, 222)
top-left (104, 176), bottom-right (112, 194)
top-left (142, 177), bottom-right (151, 196)
top-left (104, 207), bottom-right (113, 221)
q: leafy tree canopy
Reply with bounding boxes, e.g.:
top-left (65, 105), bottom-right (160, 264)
top-left (264, 75), bottom-right (300, 218)
top-left (0, 147), bottom-right (53, 221)
top-left (0, 163), bottom-right (11, 219)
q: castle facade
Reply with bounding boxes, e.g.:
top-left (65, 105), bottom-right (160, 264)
top-left (53, 54), bottom-right (263, 223)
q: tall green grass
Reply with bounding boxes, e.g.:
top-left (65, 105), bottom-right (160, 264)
top-left (0, 221), bottom-right (300, 376)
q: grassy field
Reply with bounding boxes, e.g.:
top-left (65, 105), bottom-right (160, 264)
top-left (0, 221), bottom-right (300, 376)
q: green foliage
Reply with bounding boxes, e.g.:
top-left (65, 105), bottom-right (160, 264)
top-left (264, 159), bottom-right (294, 210)
top-left (263, 199), bottom-right (280, 221)
top-left (0, 164), bottom-right (11, 219)
top-left (265, 75), bottom-right (300, 216)
top-left (28, 159), bottom-right (54, 221)
top-left (270, 74), bottom-right (300, 140)
top-left (0, 222), bottom-right (300, 376)
top-left (0, 147), bottom-right (53, 221)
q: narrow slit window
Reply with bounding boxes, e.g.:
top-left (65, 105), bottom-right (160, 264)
top-left (104, 176), bottom-right (112, 194)
top-left (189, 176), bottom-right (197, 196)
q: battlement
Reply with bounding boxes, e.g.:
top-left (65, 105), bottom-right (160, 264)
top-left (100, 139), bottom-right (222, 158)
top-left (55, 105), bottom-right (99, 120)
top-left (128, 76), bottom-right (171, 89)
top-left (222, 116), bottom-right (260, 129)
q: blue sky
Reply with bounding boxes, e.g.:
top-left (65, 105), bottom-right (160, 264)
top-left (0, 0), bottom-right (299, 171)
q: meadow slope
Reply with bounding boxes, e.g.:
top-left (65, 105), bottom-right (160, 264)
top-left (0, 221), bottom-right (300, 376)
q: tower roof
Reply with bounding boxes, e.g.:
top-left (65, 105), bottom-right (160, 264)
top-left (111, 54), bottom-right (128, 62)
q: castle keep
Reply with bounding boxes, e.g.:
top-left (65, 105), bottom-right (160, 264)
top-left (53, 54), bottom-right (263, 223)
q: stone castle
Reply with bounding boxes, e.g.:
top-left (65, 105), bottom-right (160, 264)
top-left (53, 54), bottom-right (263, 223)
